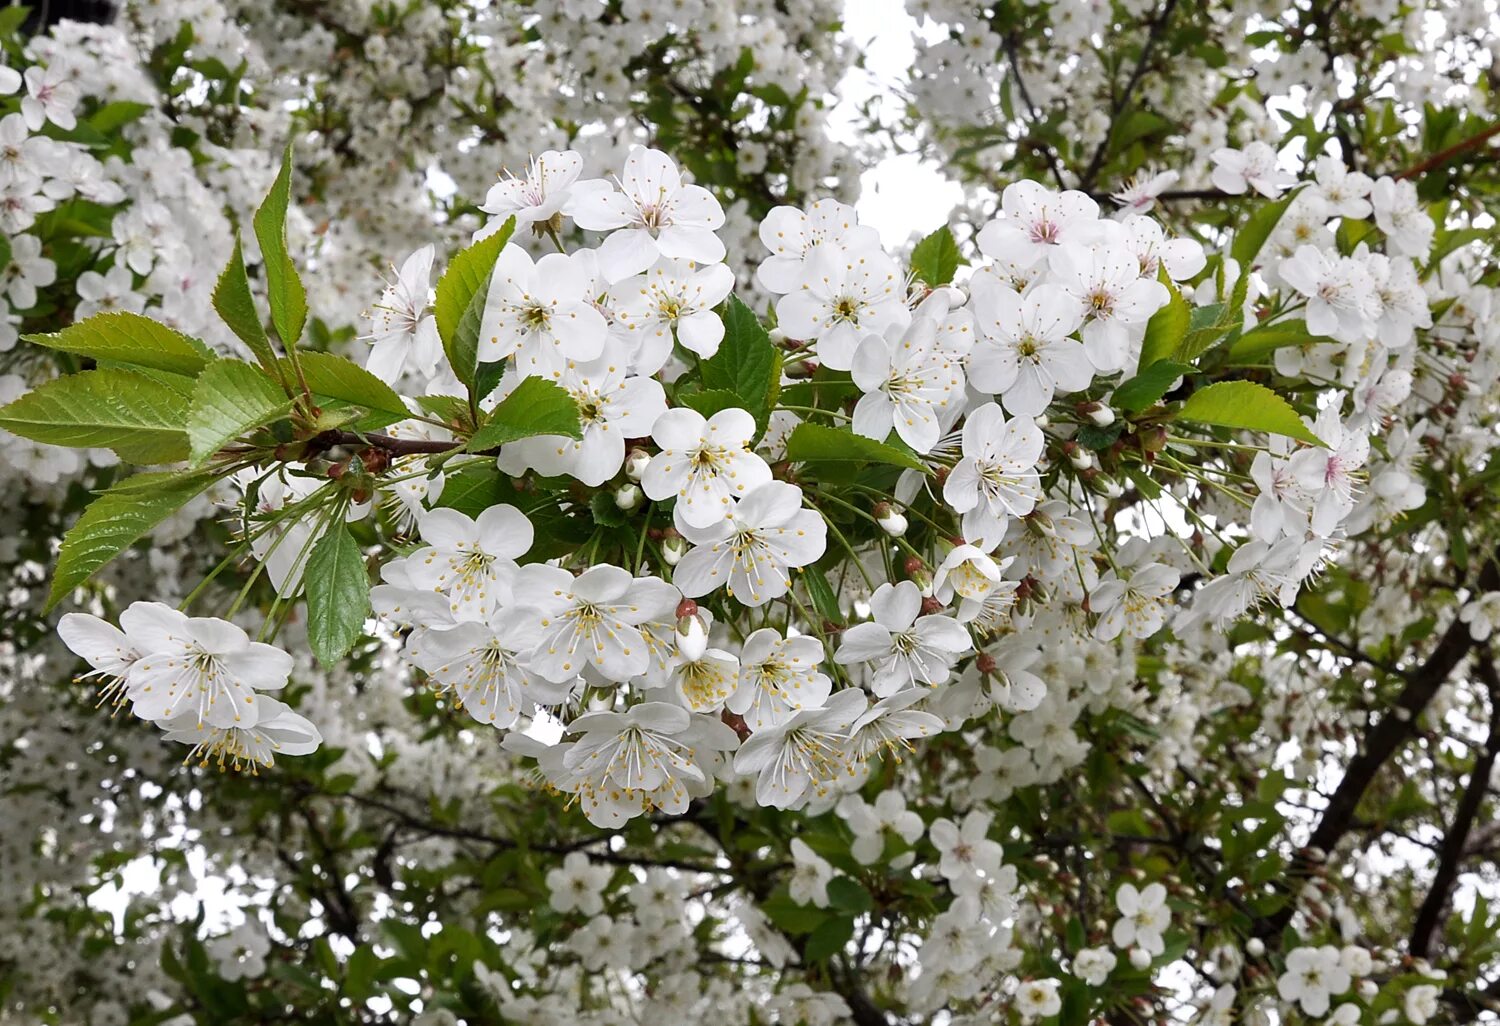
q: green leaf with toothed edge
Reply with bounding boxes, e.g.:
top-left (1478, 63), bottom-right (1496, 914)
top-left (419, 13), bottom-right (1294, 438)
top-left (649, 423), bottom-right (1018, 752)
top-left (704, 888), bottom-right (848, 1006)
top-left (1172, 380), bottom-right (1323, 447)
top-left (434, 216), bottom-right (516, 389)
top-left (252, 144), bottom-right (308, 347)
top-left (910, 225), bottom-right (965, 286)
top-left (213, 233), bottom-right (280, 378)
top-left (23, 311), bottom-right (215, 377)
top-left (48, 470), bottom-right (216, 610)
top-left (304, 520), bottom-right (369, 667)
top-left (785, 422), bottom-right (927, 472)
top-left (0, 367), bottom-right (191, 464)
top-left (466, 376), bottom-right (582, 452)
top-left (186, 359), bottom-right (291, 466)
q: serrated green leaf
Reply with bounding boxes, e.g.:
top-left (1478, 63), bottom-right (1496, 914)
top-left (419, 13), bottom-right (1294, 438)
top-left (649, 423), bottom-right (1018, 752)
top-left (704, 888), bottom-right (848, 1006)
top-left (435, 217), bottom-right (515, 388)
top-left (786, 422), bottom-right (926, 471)
top-left (0, 368), bottom-right (191, 463)
top-left (305, 521), bottom-right (368, 666)
top-left (801, 565), bottom-right (843, 623)
top-left (826, 877), bottom-right (873, 914)
top-left (23, 311), bottom-right (214, 377)
top-left (186, 359), bottom-right (291, 465)
top-left (1225, 318), bottom-right (1332, 363)
top-left (280, 351), bottom-right (409, 421)
top-left (910, 226), bottom-right (965, 286)
top-left (434, 463), bottom-right (526, 519)
top-left (803, 915), bottom-right (855, 962)
top-left (1112, 360), bottom-right (1193, 413)
top-left (1230, 187), bottom-right (1302, 270)
top-left (253, 144), bottom-right (307, 347)
top-left (88, 100), bottom-right (151, 133)
top-left (467, 376), bottom-right (582, 451)
top-left (1137, 281), bottom-right (1189, 369)
top-left (1173, 381), bottom-right (1322, 446)
top-left (700, 296), bottom-right (779, 429)
top-left (213, 233), bottom-right (281, 376)
top-left (679, 388), bottom-right (747, 420)
top-left (48, 470), bottom-right (215, 610)
top-left (589, 489), bottom-right (630, 528)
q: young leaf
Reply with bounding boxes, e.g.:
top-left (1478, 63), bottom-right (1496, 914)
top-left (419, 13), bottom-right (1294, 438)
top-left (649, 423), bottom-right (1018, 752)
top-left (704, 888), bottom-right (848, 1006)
top-left (910, 226), bottom-right (965, 286)
top-left (1112, 360), bottom-right (1193, 413)
top-left (700, 296), bottom-right (780, 428)
top-left (434, 216), bottom-right (516, 386)
top-left (1225, 318), bottom-right (1330, 363)
top-left (785, 422), bottom-right (926, 472)
top-left (48, 470), bottom-right (215, 610)
top-left (186, 359), bottom-right (291, 465)
top-left (0, 368), bottom-right (191, 463)
top-left (435, 463), bottom-right (526, 519)
top-left (1230, 186), bottom-right (1302, 270)
top-left (466, 376), bottom-right (582, 451)
top-left (252, 144), bottom-right (308, 346)
top-left (679, 388), bottom-right (747, 421)
top-left (281, 351), bottom-right (409, 420)
top-left (213, 233), bottom-right (281, 376)
top-left (803, 915), bottom-right (856, 963)
top-left (1173, 381), bottom-right (1322, 446)
top-left (304, 521), bottom-right (369, 666)
top-left (23, 311), bottom-right (214, 377)
top-left (1136, 281), bottom-right (1188, 369)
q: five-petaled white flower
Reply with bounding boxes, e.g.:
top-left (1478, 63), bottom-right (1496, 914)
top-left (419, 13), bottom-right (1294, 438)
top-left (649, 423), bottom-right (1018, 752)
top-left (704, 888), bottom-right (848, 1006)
top-left (118, 604), bottom-right (292, 729)
top-left (408, 505), bottom-right (534, 621)
top-left (835, 581), bottom-right (971, 696)
top-left (1111, 881), bottom-right (1171, 956)
top-left (674, 481), bottom-right (828, 607)
top-left (968, 278), bottom-right (1090, 417)
top-left (363, 245), bottom-right (441, 383)
top-left (774, 246), bottom-right (909, 370)
top-left (943, 402), bottom-right (1045, 551)
top-left (479, 246), bottom-right (608, 374)
top-left (614, 257), bottom-right (735, 371)
top-left (571, 145), bottom-right (726, 282)
top-left (517, 564), bottom-right (680, 683)
top-left (643, 406), bottom-right (773, 530)
top-left (976, 180), bottom-right (1099, 270)
top-left (161, 695), bottom-right (322, 772)
top-left (1089, 563), bottom-right (1179, 641)
top-left (756, 198), bottom-right (882, 295)
top-left (732, 688), bottom-right (867, 809)
top-left (851, 316), bottom-right (965, 454)
top-left (729, 628), bottom-right (832, 730)
top-left (477, 149), bottom-right (607, 236)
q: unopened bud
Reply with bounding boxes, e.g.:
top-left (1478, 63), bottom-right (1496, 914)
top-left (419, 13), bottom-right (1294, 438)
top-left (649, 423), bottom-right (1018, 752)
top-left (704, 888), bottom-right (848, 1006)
top-left (1093, 474), bottom-right (1124, 499)
top-left (614, 483), bottom-right (642, 511)
top-left (662, 530), bottom-right (687, 566)
top-left (1082, 402), bottom-right (1115, 427)
top-left (1129, 947), bottom-right (1152, 970)
top-left (624, 448), bottom-right (651, 481)
top-left (1068, 446), bottom-right (1093, 471)
top-left (1246, 938), bottom-right (1266, 958)
top-left (1034, 413), bottom-right (1049, 428)
top-left (769, 328), bottom-right (788, 344)
top-left (675, 610), bottom-right (709, 662)
top-left (873, 502), bottom-right (908, 537)
top-left (1357, 980), bottom-right (1377, 1001)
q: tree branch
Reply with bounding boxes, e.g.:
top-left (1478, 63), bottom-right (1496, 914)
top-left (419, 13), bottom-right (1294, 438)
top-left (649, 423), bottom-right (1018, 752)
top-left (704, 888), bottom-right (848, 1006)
top-left (1077, 0), bottom-right (1181, 191)
top-left (1410, 654), bottom-right (1500, 958)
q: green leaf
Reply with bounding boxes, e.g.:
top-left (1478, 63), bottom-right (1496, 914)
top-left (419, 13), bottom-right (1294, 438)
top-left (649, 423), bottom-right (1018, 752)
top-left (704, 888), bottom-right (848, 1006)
top-left (1137, 281), bottom-right (1189, 369)
top-left (434, 217), bottom-right (516, 388)
top-left (284, 351), bottom-right (409, 421)
top-left (23, 311), bottom-right (215, 377)
top-left (1173, 381), bottom-right (1322, 446)
top-left (186, 359), bottom-right (291, 465)
top-left (434, 463), bottom-right (525, 519)
top-left (0, 368), bottom-right (191, 463)
top-left (785, 422), bottom-right (926, 472)
top-left (213, 234), bottom-right (280, 376)
top-left (803, 916), bottom-right (856, 962)
top-left (88, 100), bottom-right (151, 134)
top-left (700, 296), bottom-right (780, 429)
top-left (1112, 360), bottom-right (1193, 413)
top-left (305, 521), bottom-right (369, 666)
top-left (48, 470), bottom-right (215, 610)
top-left (589, 489), bottom-right (630, 528)
top-left (1225, 318), bottom-right (1331, 363)
top-left (910, 226), bottom-right (965, 286)
top-left (679, 388), bottom-right (748, 421)
top-left (252, 144), bottom-right (308, 346)
top-left (826, 877), bottom-right (874, 914)
top-left (801, 565), bottom-right (844, 623)
top-left (467, 376), bottom-right (582, 451)
top-left (1230, 187), bottom-right (1302, 270)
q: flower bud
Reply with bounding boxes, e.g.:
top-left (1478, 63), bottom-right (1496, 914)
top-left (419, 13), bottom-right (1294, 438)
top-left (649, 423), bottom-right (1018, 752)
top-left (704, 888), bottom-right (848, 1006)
top-left (873, 501), bottom-right (908, 538)
top-left (1068, 445), bottom-right (1093, 471)
top-left (1093, 474), bottom-right (1124, 499)
top-left (1034, 413), bottom-right (1049, 428)
top-left (624, 448), bottom-right (651, 481)
top-left (614, 483), bottom-right (642, 511)
top-left (1358, 980), bottom-right (1377, 1001)
top-left (1081, 402), bottom-right (1115, 427)
top-left (769, 328), bottom-right (788, 344)
top-left (675, 609), bottom-right (709, 662)
top-left (1129, 947), bottom-right (1152, 970)
top-left (662, 530), bottom-right (687, 566)
top-left (1246, 938), bottom-right (1266, 957)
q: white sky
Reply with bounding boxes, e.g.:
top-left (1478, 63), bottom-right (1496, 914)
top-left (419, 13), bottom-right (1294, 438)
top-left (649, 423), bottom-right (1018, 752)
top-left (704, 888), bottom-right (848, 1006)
top-left (834, 0), bottom-right (965, 248)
